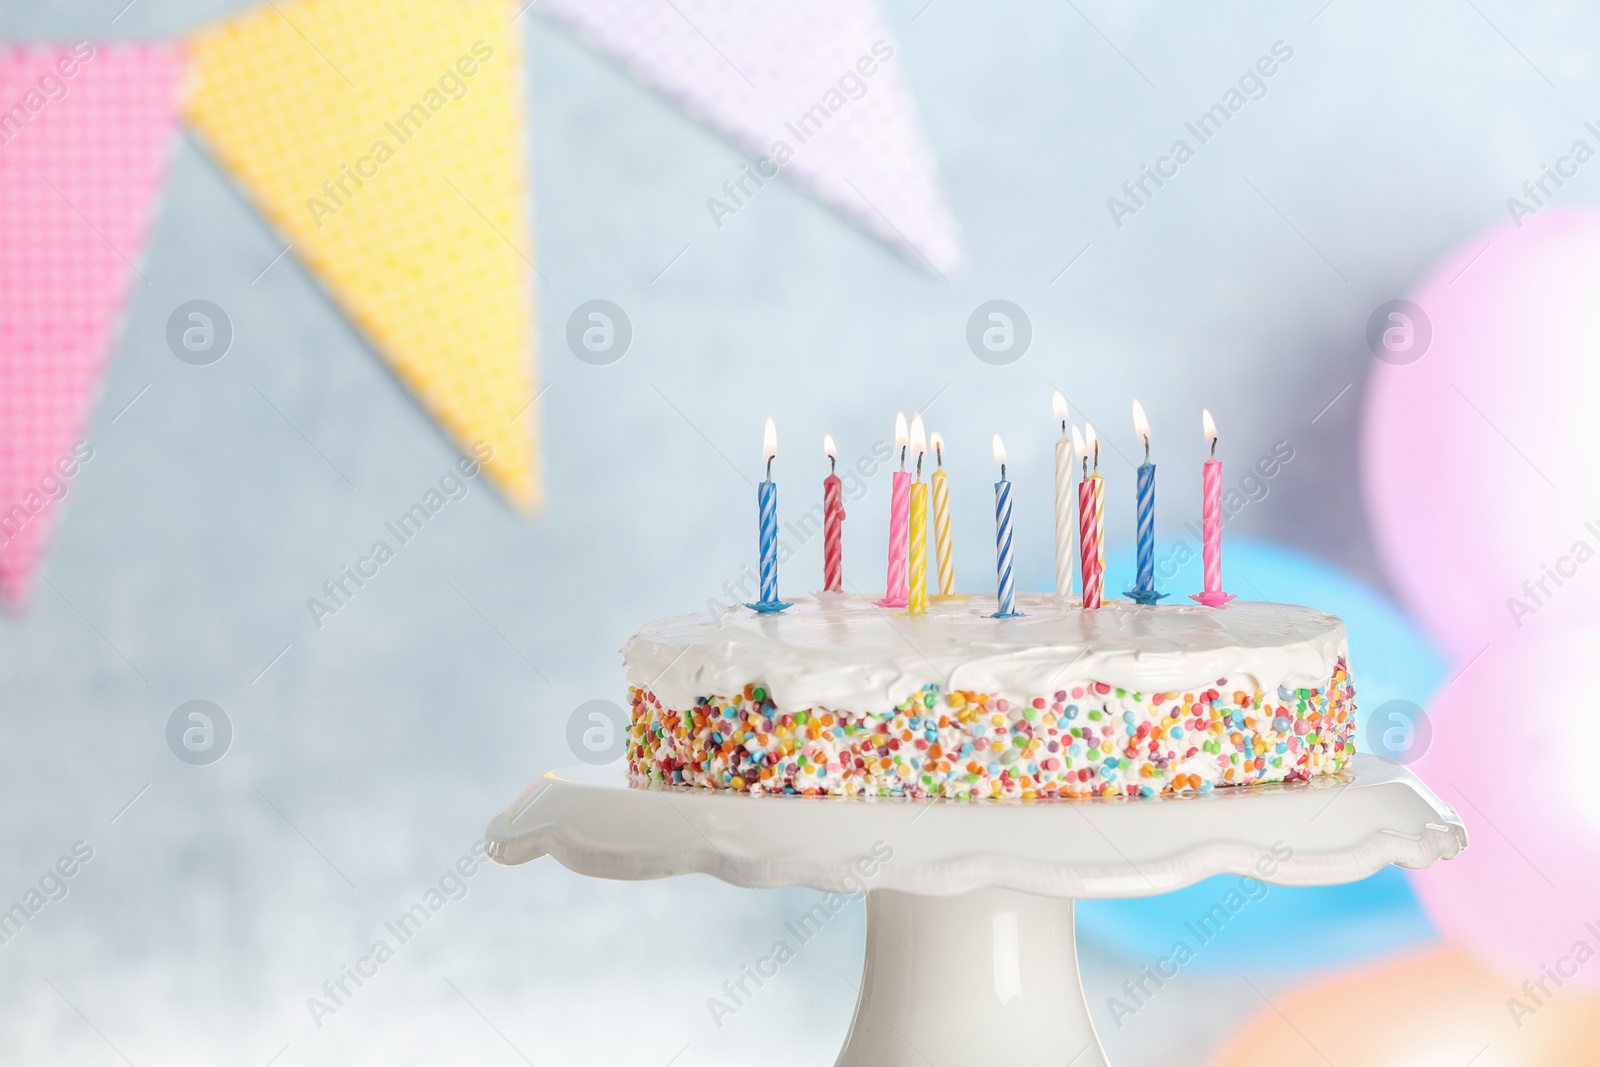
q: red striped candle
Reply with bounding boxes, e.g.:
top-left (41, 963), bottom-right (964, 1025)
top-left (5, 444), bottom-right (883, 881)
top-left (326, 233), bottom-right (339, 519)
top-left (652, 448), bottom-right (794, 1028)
top-left (823, 434), bottom-right (843, 593)
top-left (1078, 474), bottom-right (1104, 608)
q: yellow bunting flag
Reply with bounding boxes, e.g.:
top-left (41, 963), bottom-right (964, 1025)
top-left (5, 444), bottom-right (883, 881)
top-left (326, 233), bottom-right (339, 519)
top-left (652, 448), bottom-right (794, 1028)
top-left (185, 0), bottom-right (540, 509)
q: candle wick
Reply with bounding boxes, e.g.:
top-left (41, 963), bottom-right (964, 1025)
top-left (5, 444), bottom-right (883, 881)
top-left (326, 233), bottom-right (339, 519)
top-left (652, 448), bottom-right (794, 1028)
top-left (1093, 444), bottom-right (1100, 473)
top-left (916, 453), bottom-right (923, 480)
top-left (1144, 436), bottom-right (1150, 463)
top-left (766, 455), bottom-right (774, 480)
top-left (900, 445), bottom-right (906, 470)
top-left (935, 445), bottom-right (943, 468)
top-left (1210, 436), bottom-right (1218, 459)
top-left (1001, 462), bottom-right (1007, 481)
top-left (1081, 455), bottom-right (1087, 479)
top-left (829, 454), bottom-right (836, 474)
top-left (1060, 420), bottom-right (1066, 436)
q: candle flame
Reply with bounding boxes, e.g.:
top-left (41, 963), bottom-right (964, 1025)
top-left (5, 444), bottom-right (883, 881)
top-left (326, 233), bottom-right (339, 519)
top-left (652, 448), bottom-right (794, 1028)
top-left (1072, 424), bottom-right (1085, 456)
top-left (762, 417), bottom-right (778, 459)
top-left (929, 431), bottom-right (944, 453)
top-left (1132, 398), bottom-right (1150, 442)
top-left (1084, 421), bottom-right (1099, 452)
top-left (1052, 390), bottom-right (1069, 423)
top-left (1202, 407), bottom-right (1217, 442)
top-left (893, 411), bottom-right (908, 449)
top-left (909, 413), bottom-right (927, 456)
top-left (823, 433), bottom-right (837, 459)
top-left (992, 434), bottom-right (1007, 465)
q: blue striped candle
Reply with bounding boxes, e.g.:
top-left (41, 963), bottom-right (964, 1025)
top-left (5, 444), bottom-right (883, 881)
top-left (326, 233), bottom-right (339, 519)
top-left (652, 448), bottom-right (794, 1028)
top-left (1134, 460), bottom-right (1156, 591)
top-left (991, 434), bottom-right (1021, 618)
top-left (1128, 400), bottom-right (1167, 605)
top-left (758, 477), bottom-right (778, 602)
top-left (746, 418), bottom-right (790, 612)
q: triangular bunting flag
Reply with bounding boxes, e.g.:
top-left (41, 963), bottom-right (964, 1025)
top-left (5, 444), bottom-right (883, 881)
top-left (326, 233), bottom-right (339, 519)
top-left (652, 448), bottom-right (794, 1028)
top-left (539, 0), bottom-right (962, 274)
top-left (185, 0), bottom-right (540, 509)
top-left (0, 44), bottom-right (184, 611)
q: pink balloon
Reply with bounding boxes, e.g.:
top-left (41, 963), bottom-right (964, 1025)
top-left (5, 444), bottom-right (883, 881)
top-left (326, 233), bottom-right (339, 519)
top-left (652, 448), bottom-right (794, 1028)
top-left (1411, 626), bottom-right (1600, 989)
top-left (1363, 208), bottom-right (1600, 661)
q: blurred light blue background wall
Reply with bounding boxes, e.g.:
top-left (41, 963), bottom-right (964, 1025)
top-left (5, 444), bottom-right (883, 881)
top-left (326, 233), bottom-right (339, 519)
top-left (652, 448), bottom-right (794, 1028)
top-left (3, 0), bottom-right (1595, 1063)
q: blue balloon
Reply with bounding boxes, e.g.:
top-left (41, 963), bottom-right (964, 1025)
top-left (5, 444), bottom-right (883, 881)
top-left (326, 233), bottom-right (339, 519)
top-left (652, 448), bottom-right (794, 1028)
top-left (1074, 537), bottom-right (1446, 973)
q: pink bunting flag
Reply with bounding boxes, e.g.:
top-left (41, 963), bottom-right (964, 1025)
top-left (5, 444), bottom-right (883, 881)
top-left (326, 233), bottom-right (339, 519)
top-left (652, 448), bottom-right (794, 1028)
top-left (0, 44), bottom-right (183, 611)
top-left (540, 0), bottom-right (962, 274)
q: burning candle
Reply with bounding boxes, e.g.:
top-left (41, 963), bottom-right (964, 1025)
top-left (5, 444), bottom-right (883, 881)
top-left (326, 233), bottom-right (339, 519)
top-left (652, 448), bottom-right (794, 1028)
top-left (822, 434), bottom-right (844, 593)
top-left (1053, 390), bottom-right (1073, 599)
top-left (746, 418), bottom-right (791, 613)
top-left (877, 411), bottom-right (911, 608)
top-left (929, 432), bottom-right (955, 597)
top-left (1191, 408), bottom-right (1236, 607)
top-left (1127, 399), bottom-right (1166, 605)
top-left (908, 414), bottom-right (929, 615)
top-left (1076, 422), bottom-right (1105, 609)
top-left (991, 434), bottom-right (1022, 618)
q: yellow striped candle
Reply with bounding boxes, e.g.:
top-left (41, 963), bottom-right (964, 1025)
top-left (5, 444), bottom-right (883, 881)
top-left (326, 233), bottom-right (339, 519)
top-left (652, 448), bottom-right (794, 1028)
top-left (908, 414), bottom-right (929, 614)
top-left (909, 481), bottom-right (929, 614)
top-left (930, 432), bottom-right (954, 596)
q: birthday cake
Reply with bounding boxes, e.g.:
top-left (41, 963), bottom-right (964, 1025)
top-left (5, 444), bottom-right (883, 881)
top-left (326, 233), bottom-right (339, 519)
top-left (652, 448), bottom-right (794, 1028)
top-left (624, 595), bottom-right (1355, 799)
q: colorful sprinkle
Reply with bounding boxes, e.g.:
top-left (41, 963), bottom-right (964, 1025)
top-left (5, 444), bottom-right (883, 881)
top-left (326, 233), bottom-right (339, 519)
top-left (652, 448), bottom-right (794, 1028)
top-left (626, 661), bottom-right (1355, 800)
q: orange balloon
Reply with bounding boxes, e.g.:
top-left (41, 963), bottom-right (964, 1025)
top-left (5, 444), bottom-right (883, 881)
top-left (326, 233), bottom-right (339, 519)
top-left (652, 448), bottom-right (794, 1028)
top-left (1211, 944), bottom-right (1600, 1066)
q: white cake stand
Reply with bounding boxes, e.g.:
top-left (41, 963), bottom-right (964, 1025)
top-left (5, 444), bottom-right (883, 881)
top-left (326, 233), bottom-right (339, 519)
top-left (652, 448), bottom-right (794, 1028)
top-left (486, 754), bottom-right (1465, 1067)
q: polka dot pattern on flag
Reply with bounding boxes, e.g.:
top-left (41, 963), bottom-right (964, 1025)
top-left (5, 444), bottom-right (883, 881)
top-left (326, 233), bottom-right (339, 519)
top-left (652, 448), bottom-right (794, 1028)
top-left (184, 0), bottom-right (539, 511)
top-left (539, 0), bottom-right (962, 275)
top-left (0, 44), bottom-right (184, 611)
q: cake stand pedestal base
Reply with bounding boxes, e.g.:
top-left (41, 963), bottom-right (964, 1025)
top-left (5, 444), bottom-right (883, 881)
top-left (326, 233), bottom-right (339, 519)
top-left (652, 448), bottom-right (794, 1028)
top-left (842, 888), bottom-right (1103, 1067)
top-left (487, 756), bottom-right (1465, 1066)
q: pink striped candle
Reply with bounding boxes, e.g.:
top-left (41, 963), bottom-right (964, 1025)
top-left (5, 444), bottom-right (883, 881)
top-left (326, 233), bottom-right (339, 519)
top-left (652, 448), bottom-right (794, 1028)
top-left (877, 412), bottom-right (910, 607)
top-left (1191, 408), bottom-right (1236, 607)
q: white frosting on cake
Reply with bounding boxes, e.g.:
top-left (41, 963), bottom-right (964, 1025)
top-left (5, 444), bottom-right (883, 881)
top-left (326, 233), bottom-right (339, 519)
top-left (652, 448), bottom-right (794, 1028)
top-left (623, 594), bottom-right (1348, 713)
